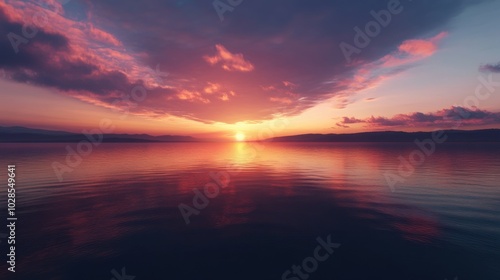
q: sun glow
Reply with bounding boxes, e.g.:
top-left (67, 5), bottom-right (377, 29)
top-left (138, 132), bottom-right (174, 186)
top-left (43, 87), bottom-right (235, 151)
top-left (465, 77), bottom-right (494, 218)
top-left (235, 132), bottom-right (246, 142)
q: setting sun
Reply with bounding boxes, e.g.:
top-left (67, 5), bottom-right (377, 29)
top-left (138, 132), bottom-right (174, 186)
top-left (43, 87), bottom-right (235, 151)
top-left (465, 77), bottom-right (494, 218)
top-left (235, 132), bottom-right (246, 142)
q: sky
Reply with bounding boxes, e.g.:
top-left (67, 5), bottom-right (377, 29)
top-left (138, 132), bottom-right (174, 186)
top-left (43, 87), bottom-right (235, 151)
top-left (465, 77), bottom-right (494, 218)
top-left (1, 0), bottom-right (500, 140)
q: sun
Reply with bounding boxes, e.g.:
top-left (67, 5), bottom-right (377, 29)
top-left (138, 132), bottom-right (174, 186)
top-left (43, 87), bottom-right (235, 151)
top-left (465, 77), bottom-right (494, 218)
top-left (234, 132), bottom-right (246, 142)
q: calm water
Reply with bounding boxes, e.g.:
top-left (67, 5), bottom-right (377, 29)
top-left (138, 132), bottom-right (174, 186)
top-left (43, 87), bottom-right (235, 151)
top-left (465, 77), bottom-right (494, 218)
top-left (0, 142), bottom-right (500, 280)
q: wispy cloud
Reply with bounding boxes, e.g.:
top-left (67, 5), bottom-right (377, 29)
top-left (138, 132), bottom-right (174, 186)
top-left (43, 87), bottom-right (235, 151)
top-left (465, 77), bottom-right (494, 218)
top-left (325, 32), bottom-right (447, 109)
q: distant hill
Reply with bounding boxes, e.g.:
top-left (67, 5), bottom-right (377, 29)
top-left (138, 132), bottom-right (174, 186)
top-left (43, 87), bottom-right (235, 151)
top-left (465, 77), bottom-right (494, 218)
top-left (0, 126), bottom-right (73, 135)
top-left (1, 126), bottom-right (499, 143)
top-left (267, 130), bottom-right (500, 142)
top-left (0, 126), bottom-right (197, 143)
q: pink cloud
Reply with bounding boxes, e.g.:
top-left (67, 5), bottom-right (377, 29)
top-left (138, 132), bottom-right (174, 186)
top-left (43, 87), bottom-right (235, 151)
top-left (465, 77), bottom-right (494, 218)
top-left (86, 24), bottom-right (122, 47)
top-left (262, 81), bottom-right (299, 106)
top-left (202, 82), bottom-right (236, 101)
top-left (220, 91), bottom-right (236, 101)
top-left (381, 32), bottom-right (447, 67)
top-left (203, 82), bottom-right (221, 94)
top-left (0, 0), bottom-right (154, 86)
top-left (165, 82), bottom-right (237, 104)
top-left (282, 81), bottom-right (296, 88)
top-left (398, 40), bottom-right (437, 56)
top-left (203, 44), bottom-right (255, 72)
top-left (175, 90), bottom-right (210, 104)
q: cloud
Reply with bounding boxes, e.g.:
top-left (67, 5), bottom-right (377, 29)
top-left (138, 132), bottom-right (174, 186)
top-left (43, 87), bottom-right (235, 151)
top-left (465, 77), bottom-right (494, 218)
top-left (340, 116), bottom-right (364, 124)
top-left (203, 82), bottom-right (236, 101)
top-left (175, 89), bottom-right (210, 104)
top-left (480, 62), bottom-right (500, 73)
top-left (203, 44), bottom-right (254, 72)
top-left (282, 81), bottom-right (296, 88)
top-left (380, 32), bottom-right (447, 67)
top-left (270, 97), bottom-right (293, 105)
top-left (399, 32), bottom-right (447, 56)
top-left (325, 31), bottom-right (447, 109)
top-left (0, 0), bottom-right (487, 124)
top-left (0, 0), bottom-right (157, 99)
top-left (86, 24), bottom-right (122, 47)
top-left (336, 107), bottom-right (500, 128)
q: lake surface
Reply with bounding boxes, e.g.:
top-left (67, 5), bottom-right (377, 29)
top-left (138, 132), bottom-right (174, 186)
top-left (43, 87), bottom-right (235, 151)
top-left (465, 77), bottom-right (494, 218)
top-left (0, 142), bottom-right (499, 280)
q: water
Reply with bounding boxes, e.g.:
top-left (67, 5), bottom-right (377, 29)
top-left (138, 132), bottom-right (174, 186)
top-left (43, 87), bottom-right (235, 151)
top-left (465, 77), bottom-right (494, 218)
top-left (0, 142), bottom-right (499, 280)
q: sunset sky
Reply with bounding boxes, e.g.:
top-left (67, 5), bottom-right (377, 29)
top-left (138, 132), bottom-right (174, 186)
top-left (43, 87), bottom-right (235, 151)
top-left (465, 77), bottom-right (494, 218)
top-left (1, 0), bottom-right (500, 140)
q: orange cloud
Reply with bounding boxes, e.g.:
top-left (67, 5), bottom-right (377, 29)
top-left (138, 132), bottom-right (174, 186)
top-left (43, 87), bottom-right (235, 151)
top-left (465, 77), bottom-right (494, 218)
top-left (204, 82), bottom-right (221, 94)
top-left (203, 82), bottom-right (236, 101)
top-left (0, 0), bottom-right (157, 87)
top-left (204, 44), bottom-right (255, 72)
top-left (220, 91), bottom-right (236, 101)
top-left (270, 97), bottom-right (293, 105)
top-left (175, 90), bottom-right (210, 104)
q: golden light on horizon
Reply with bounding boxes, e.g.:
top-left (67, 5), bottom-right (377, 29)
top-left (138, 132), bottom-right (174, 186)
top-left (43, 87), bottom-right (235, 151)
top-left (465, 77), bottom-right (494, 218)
top-left (235, 132), bottom-right (246, 142)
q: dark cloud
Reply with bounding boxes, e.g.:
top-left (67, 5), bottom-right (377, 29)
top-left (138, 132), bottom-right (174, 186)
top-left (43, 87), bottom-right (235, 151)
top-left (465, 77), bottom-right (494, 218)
top-left (336, 107), bottom-right (500, 128)
top-left (480, 62), bottom-right (500, 73)
top-left (340, 117), bottom-right (364, 124)
top-left (90, 0), bottom-right (479, 72)
top-left (0, 7), bottom-right (68, 67)
top-left (0, 5), bottom-right (137, 97)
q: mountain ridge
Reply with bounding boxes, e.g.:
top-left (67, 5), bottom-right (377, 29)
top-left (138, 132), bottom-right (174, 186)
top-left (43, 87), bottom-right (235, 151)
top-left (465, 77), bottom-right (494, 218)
top-left (1, 126), bottom-right (499, 142)
top-left (266, 129), bottom-right (500, 142)
top-left (0, 126), bottom-right (197, 143)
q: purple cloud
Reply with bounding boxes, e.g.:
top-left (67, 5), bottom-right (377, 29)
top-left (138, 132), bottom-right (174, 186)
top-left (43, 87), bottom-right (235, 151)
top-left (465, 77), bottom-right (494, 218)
top-left (480, 62), bottom-right (500, 73)
top-left (336, 107), bottom-right (500, 128)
